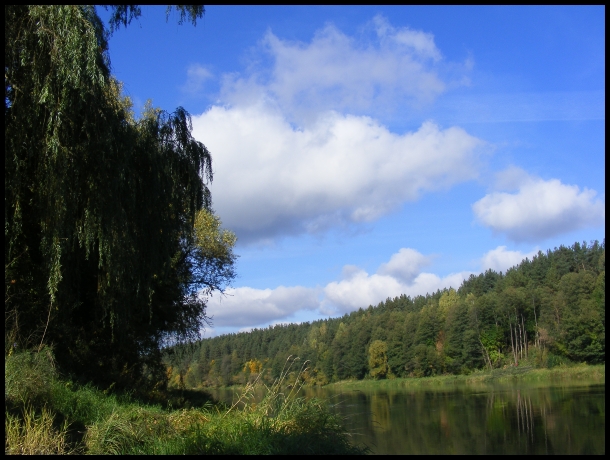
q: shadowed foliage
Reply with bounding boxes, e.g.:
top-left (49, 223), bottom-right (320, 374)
top-left (5, 5), bottom-right (235, 391)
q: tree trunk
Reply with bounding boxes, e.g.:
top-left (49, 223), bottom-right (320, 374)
top-left (521, 315), bottom-right (527, 359)
top-left (509, 321), bottom-right (517, 365)
top-left (532, 296), bottom-right (540, 350)
top-left (516, 317), bottom-right (522, 360)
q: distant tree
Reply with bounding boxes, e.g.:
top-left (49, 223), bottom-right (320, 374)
top-left (368, 340), bottom-right (389, 379)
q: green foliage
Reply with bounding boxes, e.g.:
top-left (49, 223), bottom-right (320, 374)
top-left (480, 326), bottom-right (504, 365)
top-left (5, 349), bottom-right (367, 454)
top-left (5, 6), bottom-right (235, 390)
top-left (106, 5), bottom-right (204, 32)
top-left (5, 347), bottom-right (57, 408)
top-left (166, 240), bottom-right (604, 388)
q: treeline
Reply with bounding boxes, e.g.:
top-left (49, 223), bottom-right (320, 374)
top-left (166, 240), bottom-right (605, 387)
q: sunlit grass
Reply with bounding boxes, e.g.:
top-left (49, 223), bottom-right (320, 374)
top-left (5, 406), bottom-right (72, 455)
top-left (329, 363), bottom-right (605, 391)
top-left (5, 349), bottom-right (368, 454)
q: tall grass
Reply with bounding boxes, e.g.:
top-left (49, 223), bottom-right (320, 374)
top-left (5, 406), bottom-right (71, 454)
top-left (5, 350), bottom-right (367, 454)
top-left (201, 356), bottom-right (366, 454)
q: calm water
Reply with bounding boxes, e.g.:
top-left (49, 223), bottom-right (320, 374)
top-left (210, 382), bottom-right (605, 454)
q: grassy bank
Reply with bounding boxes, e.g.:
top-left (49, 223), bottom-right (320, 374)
top-left (328, 363), bottom-right (605, 391)
top-left (4, 349), bottom-right (368, 454)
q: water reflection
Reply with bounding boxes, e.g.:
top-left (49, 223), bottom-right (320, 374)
top-left (209, 383), bottom-right (605, 454)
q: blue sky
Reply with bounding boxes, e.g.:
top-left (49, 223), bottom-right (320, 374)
top-left (97, 6), bottom-right (605, 336)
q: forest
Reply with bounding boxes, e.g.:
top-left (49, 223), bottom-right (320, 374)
top-left (166, 240), bottom-right (605, 388)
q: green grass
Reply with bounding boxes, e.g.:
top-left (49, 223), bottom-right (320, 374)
top-left (5, 349), bottom-right (368, 455)
top-left (329, 363), bottom-right (605, 391)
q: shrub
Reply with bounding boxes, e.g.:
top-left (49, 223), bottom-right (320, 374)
top-left (5, 347), bottom-right (56, 408)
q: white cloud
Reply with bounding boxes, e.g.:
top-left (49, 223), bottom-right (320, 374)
top-left (184, 16), bottom-right (483, 245)
top-left (202, 248), bottom-right (473, 328)
top-left (480, 246), bottom-right (539, 273)
top-left (473, 170), bottom-right (605, 242)
top-left (218, 14), bottom-right (466, 125)
top-left (203, 247), bottom-right (524, 329)
top-left (193, 104), bottom-right (484, 243)
top-left (371, 15), bottom-right (441, 61)
top-left (321, 248), bottom-right (472, 315)
top-left (492, 165), bottom-right (531, 192)
top-left (204, 285), bottom-right (319, 328)
top-left (180, 64), bottom-right (213, 95)
top-left (322, 270), bottom-right (404, 314)
top-left (378, 248), bottom-right (432, 283)
top-left (321, 270), bottom-right (471, 315)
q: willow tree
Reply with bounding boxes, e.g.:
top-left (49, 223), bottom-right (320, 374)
top-left (5, 5), bottom-right (235, 389)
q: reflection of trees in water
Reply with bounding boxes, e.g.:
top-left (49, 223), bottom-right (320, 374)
top-left (329, 385), bottom-right (604, 454)
top-left (370, 393), bottom-right (391, 432)
top-left (515, 390), bottom-right (534, 445)
top-left (213, 384), bottom-right (604, 454)
top-left (507, 389), bottom-right (536, 451)
top-left (483, 385), bottom-right (603, 454)
top-left (484, 388), bottom-right (547, 453)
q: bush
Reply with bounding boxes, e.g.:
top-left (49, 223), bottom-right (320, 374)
top-left (5, 347), bottom-right (56, 408)
top-left (546, 352), bottom-right (570, 368)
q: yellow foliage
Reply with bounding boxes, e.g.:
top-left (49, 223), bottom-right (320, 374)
top-left (369, 340), bottom-right (389, 379)
top-left (439, 288), bottom-right (459, 322)
top-left (193, 209), bottom-right (236, 260)
top-left (244, 358), bottom-right (263, 374)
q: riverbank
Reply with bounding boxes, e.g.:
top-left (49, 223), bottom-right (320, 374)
top-left (5, 348), bottom-right (368, 454)
top-left (203, 363), bottom-right (606, 455)
top-left (327, 363), bottom-right (605, 391)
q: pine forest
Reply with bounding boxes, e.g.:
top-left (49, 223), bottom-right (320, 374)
top-left (166, 240), bottom-right (605, 388)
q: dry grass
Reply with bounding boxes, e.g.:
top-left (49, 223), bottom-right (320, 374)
top-left (5, 406), bottom-right (71, 455)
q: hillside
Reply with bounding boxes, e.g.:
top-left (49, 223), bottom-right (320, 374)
top-left (165, 240), bottom-right (605, 388)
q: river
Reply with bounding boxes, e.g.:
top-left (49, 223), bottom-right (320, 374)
top-left (209, 381), bottom-right (605, 454)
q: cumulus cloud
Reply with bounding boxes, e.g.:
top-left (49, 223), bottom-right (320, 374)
top-left (321, 248), bottom-right (472, 315)
top-left (371, 15), bottom-right (441, 61)
top-left (182, 16), bottom-right (483, 245)
top-left (473, 169), bottom-right (605, 242)
top-left (218, 15), bottom-right (452, 125)
top-left (322, 269), bottom-right (471, 316)
top-left (378, 248), bottom-right (432, 283)
top-left (204, 285), bottom-right (319, 328)
top-left (322, 269), bottom-right (404, 314)
top-left (193, 105), bottom-right (484, 243)
top-left (203, 248), bottom-right (474, 328)
top-left (480, 246), bottom-right (539, 273)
